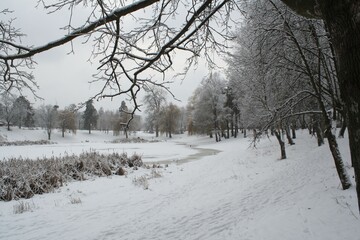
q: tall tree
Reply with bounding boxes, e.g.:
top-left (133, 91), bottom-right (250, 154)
top-left (13, 96), bottom-right (34, 128)
top-left (119, 101), bottom-right (131, 138)
top-left (279, 0), bottom-right (360, 213)
top-left (0, 93), bottom-right (16, 131)
top-left (83, 100), bottom-right (98, 134)
top-left (189, 72), bottom-right (226, 141)
top-left (143, 86), bottom-right (167, 137)
top-left (160, 103), bottom-right (181, 138)
top-left (58, 104), bottom-right (77, 137)
top-left (37, 104), bottom-right (58, 140)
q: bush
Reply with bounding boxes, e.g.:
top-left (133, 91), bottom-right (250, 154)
top-left (132, 176), bottom-right (149, 190)
top-left (69, 197), bottom-right (82, 204)
top-left (0, 140), bottom-right (54, 147)
top-left (13, 201), bottom-right (35, 214)
top-left (0, 151), bottom-right (143, 201)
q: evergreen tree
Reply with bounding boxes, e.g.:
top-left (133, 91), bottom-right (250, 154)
top-left (13, 96), bottom-right (34, 128)
top-left (83, 100), bottom-right (98, 134)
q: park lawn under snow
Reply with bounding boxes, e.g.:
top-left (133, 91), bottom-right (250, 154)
top-left (0, 128), bottom-right (359, 240)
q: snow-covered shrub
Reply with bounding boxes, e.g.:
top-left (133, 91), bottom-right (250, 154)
top-left (13, 201), bottom-right (35, 214)
top-left (0, 151), bottom-right (143, 201)
top-left (115, 167), bottom-right (127, 176)
top-left (132, 169), bottom-right (163, 190)
top-left (0, 140), bottom-right (54, 146)
top-left (128, 153), bottom-right (143, 167)
top-left (69, 197), bottom-right (82, 204)
top-left (151, 169), bottom-right (162, 178)
top-left (132, 176), bottom-right (149, 190)
top-left (110, 137), bottom-right (159, 144)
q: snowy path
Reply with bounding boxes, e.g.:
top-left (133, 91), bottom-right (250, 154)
top-left (1, 132), bottom-right (360, 240)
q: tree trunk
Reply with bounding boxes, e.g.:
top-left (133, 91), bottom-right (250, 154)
top-left (234, 114), bottom-right (239, 138)
top-left (326, 130), bottom-right (352, 190)
top-left (320, 1), bottom-right (360, 209)
top-left (155, 125), bottom-right (159, 137)
top-left (274, 130), bottom-right (286, 159)
top-left (285, 126), bottom-right (295, 145)
top-left (47, 130), bottom-right (51, 140)
top-left (339, 124), bottom-right (347, 139)
top-left (314, 121), bottom-right (324, 147)
top-left (291, 124), bottom-right (296, 139)
top-left (338, 112), bottom-right (347, 138)
top-left (227, 120), bottom-right (230, 139)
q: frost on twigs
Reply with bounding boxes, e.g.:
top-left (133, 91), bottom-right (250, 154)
top-left (0, 152), bottom-right (143, 201)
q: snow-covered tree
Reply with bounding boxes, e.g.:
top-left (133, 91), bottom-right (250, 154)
top-left (13, 96), bottom-right (34, 128)
top-left (143, 86), bottom-right (167, 137)
top-left (189, 72), bottom-right (226, 142)
top-left (0, 0), bottom-right (234, 114)
top-left (0, 93), bottom-right (16, 131)
top-left (58, 104), bottom-right (77, 137)
top-left (83, 100), bottom-right (98, 134)
top-left (37, 104), bottom-right (59, 140)
top-left (159, 103), bottom-right (180, 138)
top-left (227, 0), bottom-right (350, 187)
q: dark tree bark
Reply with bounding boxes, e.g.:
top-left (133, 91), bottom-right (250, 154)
top-left (285, 126), bottom-right (295, 145)
top-left (291, 124), bottom-right (296, 139)
top-left (339, 112), bottom-right (348, 138)
top-left (234, 114), bottom-right (239, 138)
top-left (274, 130), bottom-right (287, 159)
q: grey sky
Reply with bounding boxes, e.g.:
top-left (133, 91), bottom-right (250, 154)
top-left (3, 0), bottom-right (229, 112)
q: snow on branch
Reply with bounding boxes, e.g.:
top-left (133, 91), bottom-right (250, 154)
top-left (1, 0), bottom-right (234, 118)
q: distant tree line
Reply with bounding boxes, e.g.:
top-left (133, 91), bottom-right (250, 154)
top-left (0, 94), bottom-right (141, 140)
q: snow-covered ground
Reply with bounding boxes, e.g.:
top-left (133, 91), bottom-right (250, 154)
top-left (0, 127), bottom-right (359, 240)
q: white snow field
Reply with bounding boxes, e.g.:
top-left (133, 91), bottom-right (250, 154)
top-left (0, 128), bottom-right (360, 240)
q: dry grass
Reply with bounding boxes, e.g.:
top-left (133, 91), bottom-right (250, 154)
top-left (0, 151), bottom-right (143, 201)
top-left (132, 169), bottom-right (163, 190)
top-left (0, 140), bottom-right (54, 146)
top-left (132, 176), bottom-right (149, 190)
top-left (13, 201), bottom-right (35, 214)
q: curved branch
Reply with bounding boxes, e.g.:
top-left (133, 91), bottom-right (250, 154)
top-left (0, 0), bottom-right (160, 60)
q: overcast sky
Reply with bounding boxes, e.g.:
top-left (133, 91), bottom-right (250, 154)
top-left (3, 0), bottom-right (231, 112)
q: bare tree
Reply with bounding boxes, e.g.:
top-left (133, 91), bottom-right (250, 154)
top-left (143, 85), bottom-right (167, 137)
top-left (37, 104), bottom-right (59, 140)
top-left (189, 72), bottom-right (226, 141)
top-left (228, 0), bottom-right (351, 185)
top-left (0, 93), bottom-right (16, 131)
top-left (159, 102), bottom-right (180, 138)
top-left (0, 0), bottom-right (235, 110)
top-left (58, 104), bottom-right (77, 137)
top-left (279, 0), bottom-right (360, 213)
